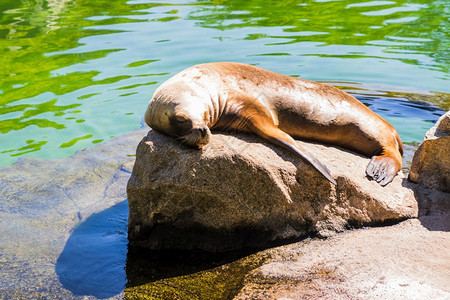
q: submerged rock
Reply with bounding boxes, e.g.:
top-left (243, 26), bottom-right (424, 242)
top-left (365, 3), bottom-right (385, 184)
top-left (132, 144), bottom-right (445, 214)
top-left (127, 131), bottom-right (417, 251)
top-left (409, 111), bottom-right (450, 192)
top-left (0, 127), bottom-right (148, 299)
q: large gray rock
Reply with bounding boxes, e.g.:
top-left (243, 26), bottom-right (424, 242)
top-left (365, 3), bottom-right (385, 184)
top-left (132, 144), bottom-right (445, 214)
top-left (409, 111), bottom-right (450, 192)
top-left (127, 131), bottom-right (417, 251)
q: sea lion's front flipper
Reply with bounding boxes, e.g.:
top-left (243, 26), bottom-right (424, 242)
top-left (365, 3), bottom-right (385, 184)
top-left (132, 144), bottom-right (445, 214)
top-left (271, 136), bottom-right (336, 185)
top-left (230, 95), bottom-right (336, 185)
top-left (261, 127), bottom-right (337, 185)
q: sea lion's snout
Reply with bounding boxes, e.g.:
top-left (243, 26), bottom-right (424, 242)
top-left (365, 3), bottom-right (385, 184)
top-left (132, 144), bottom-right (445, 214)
top-left (198, 126), bottom-right (208, 138)
top-left (181, 125), bottom-right (211, 149)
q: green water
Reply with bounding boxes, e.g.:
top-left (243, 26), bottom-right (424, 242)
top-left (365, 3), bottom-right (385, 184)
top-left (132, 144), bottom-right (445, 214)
top-left (0, 0), bottom-right (448, 166)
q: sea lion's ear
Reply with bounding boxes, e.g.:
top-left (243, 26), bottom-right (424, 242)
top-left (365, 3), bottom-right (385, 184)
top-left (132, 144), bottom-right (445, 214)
top-left (165, 111), bottom-right (169, 116)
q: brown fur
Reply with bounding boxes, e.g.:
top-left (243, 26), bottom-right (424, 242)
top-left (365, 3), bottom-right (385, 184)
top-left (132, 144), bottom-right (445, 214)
top-left (145, 62), bottom-right (403, 186)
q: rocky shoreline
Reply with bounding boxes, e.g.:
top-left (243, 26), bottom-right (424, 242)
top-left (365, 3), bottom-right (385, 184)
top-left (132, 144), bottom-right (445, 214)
top-left (0, 112), bottom-right (448, 299)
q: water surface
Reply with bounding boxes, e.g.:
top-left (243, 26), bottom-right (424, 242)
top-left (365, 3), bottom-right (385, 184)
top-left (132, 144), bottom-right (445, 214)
top-left (0, 0), bottom-right (448, 166)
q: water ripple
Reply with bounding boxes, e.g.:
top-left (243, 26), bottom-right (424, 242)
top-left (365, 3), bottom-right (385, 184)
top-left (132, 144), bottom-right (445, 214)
top-left (0, 0), bottom-right (448, 166)
top-left (361, 3), bottom-right (428, 16)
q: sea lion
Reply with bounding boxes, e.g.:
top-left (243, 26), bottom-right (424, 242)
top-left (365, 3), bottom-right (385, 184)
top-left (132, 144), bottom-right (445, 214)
top-left (145, 62), bottom-right (403, 186)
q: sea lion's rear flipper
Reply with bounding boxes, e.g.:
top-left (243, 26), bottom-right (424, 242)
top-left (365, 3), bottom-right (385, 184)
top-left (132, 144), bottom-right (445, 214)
top-left (366, 150), bottom-right (401, 186)
top-left (229, 94), bottom-right (336, 185)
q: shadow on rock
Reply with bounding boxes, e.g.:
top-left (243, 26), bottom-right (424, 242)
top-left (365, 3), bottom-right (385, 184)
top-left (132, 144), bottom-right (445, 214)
top-left (124, 245), bottom-right (271, 299)
top-left (126, 247), bottom-right (259, 287)
top-left (417, 190), bottom-right (450, 232)
top-left (404, 180), bottom-right (450, 232)
top-left (56, 200), bottom-right (129, 298)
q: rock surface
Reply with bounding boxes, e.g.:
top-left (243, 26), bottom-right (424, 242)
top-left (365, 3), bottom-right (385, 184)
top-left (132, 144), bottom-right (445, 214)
top-left (127, 131), bottom-right (417, 251)
top-left (409, 111), bottom-right (450, 192)
top-left (235, 182), bottom-right (450, 299)
top-left (235, 211), bottom-right (450, 299)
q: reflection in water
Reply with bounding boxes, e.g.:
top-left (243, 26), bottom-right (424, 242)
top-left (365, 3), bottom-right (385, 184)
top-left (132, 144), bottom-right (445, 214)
top-left (0, 0), bottom-right (163, 165)
top-left (56, 199), bottom-right (266, 299)
top-left (355, 95), bottom-right (445, 143)
top-left (0, 0), bottom-right (449, 166)
top-left (56, 200), bottom-right (128, 298)
top-left (125, 246), bottom-right (267, 299)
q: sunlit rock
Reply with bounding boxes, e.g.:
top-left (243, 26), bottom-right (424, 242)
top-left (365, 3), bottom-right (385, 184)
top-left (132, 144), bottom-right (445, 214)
top-left (409, 111), bottom-right (450, 192)
top-left (127, 130), bottom-right (417, 251)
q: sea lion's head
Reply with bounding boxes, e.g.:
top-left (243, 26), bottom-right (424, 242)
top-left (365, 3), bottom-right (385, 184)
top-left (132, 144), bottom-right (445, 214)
top-left (145, 85), bottom-right (211, 149)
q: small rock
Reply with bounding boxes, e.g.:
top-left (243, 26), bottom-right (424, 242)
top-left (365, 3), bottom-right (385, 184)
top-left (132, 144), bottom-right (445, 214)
top-left (127, 131), bottom-right (417, 251)
top-left (409, 111), bottom-right (450, 192)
